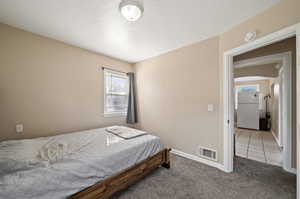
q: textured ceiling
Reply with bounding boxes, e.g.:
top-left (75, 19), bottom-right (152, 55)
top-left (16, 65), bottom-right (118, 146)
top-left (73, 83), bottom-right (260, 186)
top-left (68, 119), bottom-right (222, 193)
top-left (0, 0), bottom-right (280, 63)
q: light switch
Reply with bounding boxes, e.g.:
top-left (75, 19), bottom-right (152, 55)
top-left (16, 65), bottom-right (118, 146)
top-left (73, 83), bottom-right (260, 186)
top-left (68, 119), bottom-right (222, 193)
top-left (208, 104), bottom-right (214, 112)
top-left (16, 124), bottom-right (23, 134)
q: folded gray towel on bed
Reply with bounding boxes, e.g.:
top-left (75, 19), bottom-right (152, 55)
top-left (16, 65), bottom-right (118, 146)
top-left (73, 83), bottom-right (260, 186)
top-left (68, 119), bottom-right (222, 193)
top-left (106, 126), bottom-right (147, 139)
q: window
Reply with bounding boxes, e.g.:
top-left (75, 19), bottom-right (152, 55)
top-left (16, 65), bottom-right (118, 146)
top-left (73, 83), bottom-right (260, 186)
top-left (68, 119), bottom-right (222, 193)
top-left (235, 84), bottom-right (260, 110)
top-left (236, 85), bottom-right (259, 93)
top-left (104, 69), bottom-right (129, 116)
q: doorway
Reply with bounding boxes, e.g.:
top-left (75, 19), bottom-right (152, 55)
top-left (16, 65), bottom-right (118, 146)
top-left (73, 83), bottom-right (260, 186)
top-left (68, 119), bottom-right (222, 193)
top-left (234, 78), bottom-right (282, 166)
top-left (222, 23), bottom-right (300, 198)
top-left (233, 52), bottom-right (292, 169)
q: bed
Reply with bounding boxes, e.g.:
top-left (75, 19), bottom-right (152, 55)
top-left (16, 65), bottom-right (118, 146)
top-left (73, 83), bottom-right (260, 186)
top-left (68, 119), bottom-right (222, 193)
top-left (0, 127), bottom-right (170, 199)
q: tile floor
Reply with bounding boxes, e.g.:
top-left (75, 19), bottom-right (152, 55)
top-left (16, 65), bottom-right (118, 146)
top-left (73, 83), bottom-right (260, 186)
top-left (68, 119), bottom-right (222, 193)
top-left (235, 128), bottom-right (282, 166)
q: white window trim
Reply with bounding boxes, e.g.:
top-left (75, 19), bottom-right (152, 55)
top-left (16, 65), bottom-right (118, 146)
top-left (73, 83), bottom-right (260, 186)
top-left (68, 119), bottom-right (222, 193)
top-left (103, 68), bottom-right (129, 117)
top-left (103, 112), bottom-right (127, 118)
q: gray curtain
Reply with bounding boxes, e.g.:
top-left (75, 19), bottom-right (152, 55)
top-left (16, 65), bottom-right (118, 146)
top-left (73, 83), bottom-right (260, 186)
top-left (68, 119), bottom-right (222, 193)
top-left (126, 72), bottom-right (138, 124)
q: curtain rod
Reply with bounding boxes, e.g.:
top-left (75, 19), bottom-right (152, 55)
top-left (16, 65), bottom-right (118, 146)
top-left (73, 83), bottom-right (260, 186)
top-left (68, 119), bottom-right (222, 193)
top-left (102, 66), bottom-right (127, 74)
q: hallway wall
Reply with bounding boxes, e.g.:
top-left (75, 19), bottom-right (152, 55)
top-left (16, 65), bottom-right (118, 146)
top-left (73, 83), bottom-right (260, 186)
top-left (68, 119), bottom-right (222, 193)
top-left (270, 78), bottom-right (280, 142)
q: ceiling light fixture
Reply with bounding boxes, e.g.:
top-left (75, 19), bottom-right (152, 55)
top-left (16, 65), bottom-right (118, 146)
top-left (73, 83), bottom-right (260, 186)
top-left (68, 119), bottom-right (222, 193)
top-left (119, 0), bottom-right (144, 22)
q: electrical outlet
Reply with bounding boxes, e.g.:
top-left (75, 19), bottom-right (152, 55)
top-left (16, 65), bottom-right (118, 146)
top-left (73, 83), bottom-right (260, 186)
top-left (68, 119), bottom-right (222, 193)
top-left (16, 124), bottom-right (23, 134)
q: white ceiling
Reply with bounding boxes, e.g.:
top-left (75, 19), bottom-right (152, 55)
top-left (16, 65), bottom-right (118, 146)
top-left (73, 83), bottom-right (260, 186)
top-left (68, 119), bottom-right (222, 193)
top-left (0, 0), bottom-right (280, 63)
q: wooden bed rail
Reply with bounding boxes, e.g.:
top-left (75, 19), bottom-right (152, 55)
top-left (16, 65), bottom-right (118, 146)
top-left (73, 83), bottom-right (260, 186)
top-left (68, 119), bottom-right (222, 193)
top-left (70, 148), bottom-right (171, 199)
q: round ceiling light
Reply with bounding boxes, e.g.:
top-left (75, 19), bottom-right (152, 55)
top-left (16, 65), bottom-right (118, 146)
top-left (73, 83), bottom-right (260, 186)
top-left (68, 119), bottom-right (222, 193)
top-left (119, 0), bottom-right (144, 21)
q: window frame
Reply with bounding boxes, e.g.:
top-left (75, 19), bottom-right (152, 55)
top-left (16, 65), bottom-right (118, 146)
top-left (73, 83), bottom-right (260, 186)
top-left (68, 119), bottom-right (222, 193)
top-left (103, 68), bottom-right (129, 117)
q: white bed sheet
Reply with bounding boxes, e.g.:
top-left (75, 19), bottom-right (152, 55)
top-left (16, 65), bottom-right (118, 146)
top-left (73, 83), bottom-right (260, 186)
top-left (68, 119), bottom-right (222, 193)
top-left (0, 128), bottom-right (163, 199)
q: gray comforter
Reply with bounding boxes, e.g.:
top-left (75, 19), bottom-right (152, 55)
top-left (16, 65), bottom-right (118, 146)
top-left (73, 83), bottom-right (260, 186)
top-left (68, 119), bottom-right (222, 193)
top-left (0, 128), bottom-right (163, 199)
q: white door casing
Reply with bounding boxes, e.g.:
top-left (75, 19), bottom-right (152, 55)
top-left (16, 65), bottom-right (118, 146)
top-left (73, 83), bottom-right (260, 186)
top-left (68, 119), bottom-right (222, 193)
top-left (223, 24), bottom-right (298, 176)
top-left (296, 22), bottom-right (300, 199)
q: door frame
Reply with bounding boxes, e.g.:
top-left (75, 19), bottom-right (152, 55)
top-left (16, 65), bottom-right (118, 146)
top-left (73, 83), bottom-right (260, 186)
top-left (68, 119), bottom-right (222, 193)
top-left (278, 66), bottom-right (284, 148)
top-left (222, 23), bottom-right (300, 198)
top-left (296, 23), bottom-right (300, 199)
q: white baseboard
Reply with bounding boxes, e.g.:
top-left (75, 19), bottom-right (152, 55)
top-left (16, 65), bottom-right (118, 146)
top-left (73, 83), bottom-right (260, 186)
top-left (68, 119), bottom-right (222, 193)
top-left (271, 130), bottom-right (282, 148)
top-left (171, 149), bottom-right (226, 172)
top-left (171, 148), bottom-right (297, 174)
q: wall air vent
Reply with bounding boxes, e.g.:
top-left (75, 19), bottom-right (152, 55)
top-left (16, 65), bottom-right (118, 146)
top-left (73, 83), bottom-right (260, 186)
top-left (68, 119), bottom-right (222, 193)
top-left (198, 146), bottom-right (217, 161)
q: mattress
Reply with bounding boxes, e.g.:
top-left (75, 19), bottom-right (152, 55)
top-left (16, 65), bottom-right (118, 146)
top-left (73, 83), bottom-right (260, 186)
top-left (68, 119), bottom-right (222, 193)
top-left (0, 128), bottom-right (163, 199)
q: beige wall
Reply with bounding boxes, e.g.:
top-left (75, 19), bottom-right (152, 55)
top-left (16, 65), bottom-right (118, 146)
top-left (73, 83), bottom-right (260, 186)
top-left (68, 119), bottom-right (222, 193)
top-left (0, 23), bottom-right (133, 141)
top-left (234, 64), bottom-right (279, 78)
top-left (135, 0), bottom-right (300, 166)
top-left (233, 37), bottom-right (296, 62)
top-left (135, 37), bottom-right (221, 161)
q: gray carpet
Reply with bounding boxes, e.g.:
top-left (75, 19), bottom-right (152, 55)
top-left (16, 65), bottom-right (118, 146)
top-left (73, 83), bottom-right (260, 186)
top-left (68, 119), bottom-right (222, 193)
top-left (111, 154), bottom-right (296, 199)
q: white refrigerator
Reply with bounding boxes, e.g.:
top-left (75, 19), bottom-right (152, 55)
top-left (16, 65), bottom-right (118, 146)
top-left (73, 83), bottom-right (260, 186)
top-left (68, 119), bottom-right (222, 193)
top-left (237, 92), bottom-right (260, 130)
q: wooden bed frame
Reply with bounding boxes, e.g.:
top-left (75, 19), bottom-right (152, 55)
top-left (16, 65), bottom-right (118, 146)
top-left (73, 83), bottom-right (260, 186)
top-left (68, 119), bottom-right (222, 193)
top-left (70, 148), bottom-right (171, 199)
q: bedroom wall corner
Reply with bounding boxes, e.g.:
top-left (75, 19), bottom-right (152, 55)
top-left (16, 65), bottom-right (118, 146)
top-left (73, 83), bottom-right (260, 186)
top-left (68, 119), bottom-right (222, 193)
top-left (0, 23), bottom-right (134, 141)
